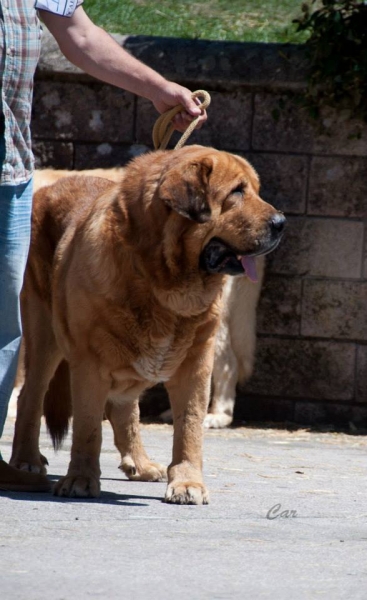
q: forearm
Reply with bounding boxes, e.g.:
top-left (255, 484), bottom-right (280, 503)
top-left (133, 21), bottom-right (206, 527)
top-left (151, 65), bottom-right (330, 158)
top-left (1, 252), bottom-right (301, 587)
top-left (40, 9), bottom-right (167, 103)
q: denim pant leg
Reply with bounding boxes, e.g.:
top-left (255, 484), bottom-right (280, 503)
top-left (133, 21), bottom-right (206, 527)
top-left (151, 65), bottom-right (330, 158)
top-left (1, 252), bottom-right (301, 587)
top-left (0, 179), bottom-right (33, 442)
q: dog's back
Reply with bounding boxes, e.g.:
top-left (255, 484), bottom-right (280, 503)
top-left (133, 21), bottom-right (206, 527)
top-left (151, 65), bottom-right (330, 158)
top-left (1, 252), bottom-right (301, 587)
top-left (33, 167), bottom-right (124, 194)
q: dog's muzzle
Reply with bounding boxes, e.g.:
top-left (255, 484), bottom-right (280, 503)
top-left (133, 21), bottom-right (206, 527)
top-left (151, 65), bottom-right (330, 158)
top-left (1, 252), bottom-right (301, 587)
top-left (200, 213), bottom-right (286, 280)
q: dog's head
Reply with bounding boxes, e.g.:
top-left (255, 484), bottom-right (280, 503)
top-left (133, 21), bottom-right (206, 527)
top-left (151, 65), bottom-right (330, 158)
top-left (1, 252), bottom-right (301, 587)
top-left (156, 145), bottom-right (285, 282)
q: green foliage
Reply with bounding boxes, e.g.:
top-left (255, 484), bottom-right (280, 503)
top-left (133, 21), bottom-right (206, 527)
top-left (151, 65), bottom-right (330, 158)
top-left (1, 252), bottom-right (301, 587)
top-left (293, 0), bottom-right (367, 120)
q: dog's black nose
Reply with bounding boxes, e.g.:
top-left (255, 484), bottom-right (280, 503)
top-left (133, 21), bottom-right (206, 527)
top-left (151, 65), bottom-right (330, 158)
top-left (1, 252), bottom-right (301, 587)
top-left (270, 213), bottom-right (286, 234)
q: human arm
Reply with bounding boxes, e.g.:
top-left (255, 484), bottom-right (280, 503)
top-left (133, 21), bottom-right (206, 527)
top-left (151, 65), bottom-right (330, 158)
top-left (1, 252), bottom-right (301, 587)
top-left (39, 6), bottom-right (206, 131)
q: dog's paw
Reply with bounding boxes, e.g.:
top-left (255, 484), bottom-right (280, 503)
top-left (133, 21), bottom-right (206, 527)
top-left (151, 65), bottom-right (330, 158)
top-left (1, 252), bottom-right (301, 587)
top-left (53, 475), bottom-right (100, 498)
top-left (10, 453), bottom-right (48, 475)
top-left (119, 456), bottom-right (167, 482)
top-left (165, 481), bottom-right (209, 505)
top-left (204, 412), bottom-right (233, 429)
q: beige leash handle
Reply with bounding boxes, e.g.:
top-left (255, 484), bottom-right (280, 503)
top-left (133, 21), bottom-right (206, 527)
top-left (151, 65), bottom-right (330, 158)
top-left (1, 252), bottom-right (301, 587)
top-left (152, 90), bottom-right (211, 151)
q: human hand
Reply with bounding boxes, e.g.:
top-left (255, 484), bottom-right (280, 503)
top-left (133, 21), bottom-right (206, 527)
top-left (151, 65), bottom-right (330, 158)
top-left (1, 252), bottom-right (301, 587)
top-left (151, 81), bottom-right (208, 133)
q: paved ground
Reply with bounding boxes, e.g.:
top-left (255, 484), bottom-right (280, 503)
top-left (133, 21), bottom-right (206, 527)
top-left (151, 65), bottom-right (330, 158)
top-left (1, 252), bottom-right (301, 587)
top-left (1, 416), bottom-right (367, 599)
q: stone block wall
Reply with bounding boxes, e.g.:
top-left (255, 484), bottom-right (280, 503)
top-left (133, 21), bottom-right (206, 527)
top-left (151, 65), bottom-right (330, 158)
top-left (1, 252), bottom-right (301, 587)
top-left (33, 32), bottom-right (367, 428)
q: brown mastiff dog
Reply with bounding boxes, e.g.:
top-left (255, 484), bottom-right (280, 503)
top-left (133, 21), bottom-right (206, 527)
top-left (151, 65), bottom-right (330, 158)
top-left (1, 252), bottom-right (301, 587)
top-left (10, 145), bottom-right (285, 504)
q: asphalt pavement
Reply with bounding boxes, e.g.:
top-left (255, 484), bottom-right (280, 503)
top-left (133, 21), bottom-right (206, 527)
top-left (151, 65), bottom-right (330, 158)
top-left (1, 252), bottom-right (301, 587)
top-left (1, 416), bottom-right (367, 599)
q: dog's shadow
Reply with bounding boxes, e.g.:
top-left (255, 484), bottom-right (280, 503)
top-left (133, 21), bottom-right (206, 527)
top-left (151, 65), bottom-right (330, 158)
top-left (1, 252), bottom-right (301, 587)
top-left (0, 474), bottom-right (165, 506)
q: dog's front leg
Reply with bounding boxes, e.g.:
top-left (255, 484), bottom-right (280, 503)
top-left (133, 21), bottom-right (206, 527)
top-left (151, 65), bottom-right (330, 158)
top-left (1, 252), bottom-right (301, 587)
top-left (53, 361), bottom-right (109, 498)
top-left (164, 337), bottom-right (215, 505)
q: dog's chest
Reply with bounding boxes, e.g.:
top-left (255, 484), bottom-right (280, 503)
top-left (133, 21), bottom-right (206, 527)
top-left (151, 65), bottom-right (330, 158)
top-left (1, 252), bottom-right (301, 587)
top-left (132, 330), bottom-right (192, 383)
top-left (92, 303), bottom-right (203, 390)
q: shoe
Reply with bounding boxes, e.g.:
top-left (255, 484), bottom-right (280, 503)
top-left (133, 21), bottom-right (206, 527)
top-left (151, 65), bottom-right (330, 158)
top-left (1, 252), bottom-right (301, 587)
top-left (0, 460), bottom-right (51, 492)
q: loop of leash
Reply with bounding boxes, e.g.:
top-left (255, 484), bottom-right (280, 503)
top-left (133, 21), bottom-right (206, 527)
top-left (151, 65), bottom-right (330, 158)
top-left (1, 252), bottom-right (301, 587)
top-left (152, 90), bottom-right (211, 151)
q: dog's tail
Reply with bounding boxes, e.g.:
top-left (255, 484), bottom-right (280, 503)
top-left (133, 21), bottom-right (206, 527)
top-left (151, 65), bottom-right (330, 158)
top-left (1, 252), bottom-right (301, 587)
top-left (43, 360), bottom-right (72, 450)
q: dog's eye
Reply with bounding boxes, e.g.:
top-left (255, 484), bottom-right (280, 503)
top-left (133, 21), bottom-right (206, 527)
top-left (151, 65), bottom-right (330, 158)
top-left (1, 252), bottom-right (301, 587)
top-left (222, 183), bottom-right (246, 213)
top-left (231, 184), bottom-right (245, 197)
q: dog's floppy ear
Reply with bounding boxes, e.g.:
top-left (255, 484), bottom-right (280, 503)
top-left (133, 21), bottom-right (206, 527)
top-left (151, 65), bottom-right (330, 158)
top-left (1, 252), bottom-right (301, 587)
top-left (159, 158), bottom-right (213, 223)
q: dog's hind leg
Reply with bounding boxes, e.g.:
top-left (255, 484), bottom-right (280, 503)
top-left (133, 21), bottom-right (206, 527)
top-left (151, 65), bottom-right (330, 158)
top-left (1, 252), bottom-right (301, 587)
top-left (10, 296), bottom-right (62, 474)
top-left (105, 398), bottom-right (167, 482)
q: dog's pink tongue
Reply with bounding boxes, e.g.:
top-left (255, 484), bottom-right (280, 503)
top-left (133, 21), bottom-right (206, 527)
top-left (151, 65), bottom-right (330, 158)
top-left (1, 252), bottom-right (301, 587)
top-left (241, 256), bottom-right (258, 283)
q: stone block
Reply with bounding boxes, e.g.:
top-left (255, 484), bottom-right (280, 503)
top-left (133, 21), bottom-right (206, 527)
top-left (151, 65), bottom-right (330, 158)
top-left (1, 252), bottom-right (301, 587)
top-left (124, 36), bottom-right (309, 90)
top-left (302, 281), bottom-right (367, 341)
top-left (308, 156), bottom-right (367, 218)
top-left (253, 93), bottom-right (315, 153)
top-left (188, 92), bottom-right (253, 151)
top-left (233, 394), bottom-right (295, 423)
top-left (32, 82), bottom-right (135, 143)
top-left (74, 143), bottom-right (150, 169)
top-left (246, 338), bottom-right (355, 401)
top-left (135, 98), bottom-right (159, 147)
top-left (314, 107), bottom-right (367, 156)
top-left (357, 346), bottom-right (367, 403)
top-left (351, 405), bottom-right (367, 429)
top-left (248, 153), bottom-right (307, 214)
top-left (257, 275), bottom-right (301, 336)
top-left (294, 401), bottom-right (353, 428)
top-left (267, 217), bottom-right (364, 279)
top-left (32, 140), bottom-right (74, 169)
top-left (253, 93), bottom-right (367, 156)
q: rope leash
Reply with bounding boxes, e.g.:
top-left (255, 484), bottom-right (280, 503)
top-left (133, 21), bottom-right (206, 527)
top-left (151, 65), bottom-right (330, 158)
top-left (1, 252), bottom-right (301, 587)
top-left (152, 90), bottom-right (211, 151)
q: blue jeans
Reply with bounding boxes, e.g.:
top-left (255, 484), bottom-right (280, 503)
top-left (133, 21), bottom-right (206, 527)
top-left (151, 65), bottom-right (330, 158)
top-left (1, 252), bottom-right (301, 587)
top-left (0, 179), bottom-right (33, 447)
